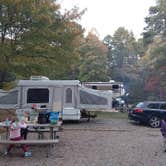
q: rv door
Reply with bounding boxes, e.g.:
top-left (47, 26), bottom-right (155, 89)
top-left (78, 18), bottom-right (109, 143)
top-left (63, 87), bottom-right (75, 107)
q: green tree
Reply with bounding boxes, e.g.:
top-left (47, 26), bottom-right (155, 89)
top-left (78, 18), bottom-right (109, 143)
top-left (78, 31), bottom-right (109, 82)
top-left (143, 0), bottom-right (166, 45)
top-left (103, 28), bottom-right (145, 103)
top-left (104, 27), bottom-right (138, 68)
top-left (145, 0), bottom-right (166, 36)
top-left (0, 0), bottom-right (85, 87)
top-left (142, 0), bottom-right (166, 100)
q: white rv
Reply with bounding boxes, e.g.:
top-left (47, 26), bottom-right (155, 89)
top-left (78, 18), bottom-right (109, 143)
top-left (82, 81), bottom-right (125, 98)
top-left (9, 77), bottom-right (112, 120)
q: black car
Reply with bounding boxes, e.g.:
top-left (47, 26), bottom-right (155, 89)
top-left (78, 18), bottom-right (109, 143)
top-left (128, 101), bottom-right (166, 128)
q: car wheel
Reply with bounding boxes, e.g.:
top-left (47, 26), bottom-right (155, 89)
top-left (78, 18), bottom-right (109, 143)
top-left (149, 116), bottom-right (161, 128)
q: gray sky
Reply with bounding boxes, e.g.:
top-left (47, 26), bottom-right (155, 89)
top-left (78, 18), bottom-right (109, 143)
top-left (59, 0), bottom-right (156, 39)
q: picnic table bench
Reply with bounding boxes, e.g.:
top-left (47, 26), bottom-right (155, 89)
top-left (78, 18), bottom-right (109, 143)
top-left (0, 139), bottom-right (59, 145)
top-left (0, 139), bottom-right (59, 157)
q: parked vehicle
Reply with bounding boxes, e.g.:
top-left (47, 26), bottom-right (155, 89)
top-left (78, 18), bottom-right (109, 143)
top-left (83, 81), bottom-right (125, 98)
top-left (128, 101), bottom-right (166, 128)
top-left (0, 76), bottom-right (113, 121)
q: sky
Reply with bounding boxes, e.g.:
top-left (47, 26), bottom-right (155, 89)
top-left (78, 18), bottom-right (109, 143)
top-left (59, 0), bottom-right (156, 39)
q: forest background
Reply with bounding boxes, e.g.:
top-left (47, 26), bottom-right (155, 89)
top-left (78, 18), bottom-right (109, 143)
top-left (0, 0), bottom-right (165, 103)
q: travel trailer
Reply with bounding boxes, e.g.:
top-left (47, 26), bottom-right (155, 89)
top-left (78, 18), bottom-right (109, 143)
top-left (82, 81), bottom-right (125, 98)
top-left (0, 76), bottom-right (113, 120)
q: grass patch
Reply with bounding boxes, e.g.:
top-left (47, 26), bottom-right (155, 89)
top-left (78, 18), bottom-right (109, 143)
top-left (96, 111), bottom-right (128, 119)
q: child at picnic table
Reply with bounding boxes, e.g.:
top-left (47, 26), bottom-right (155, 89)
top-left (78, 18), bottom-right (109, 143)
top-left (160, 119), bottom-right (166, 152)
top-left (4, 118), bottom-right (31, 157)
top-left (20, 117), bottom-right (28, 140)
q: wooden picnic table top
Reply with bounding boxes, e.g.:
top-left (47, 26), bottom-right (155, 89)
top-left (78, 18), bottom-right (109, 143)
top-left (0, 121), bottom-right (62, 128)
top-left (27, 121), bottom-right (62, 127)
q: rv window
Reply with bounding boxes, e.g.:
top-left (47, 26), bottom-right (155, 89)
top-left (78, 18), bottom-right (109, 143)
top-left (27, 88), bottom-right (49, 103)
top-left (112, 84), bottom-right (119, 89)
top-left (65, 88), bottom-right (72, 103)
top-left (92, 86), bottom-right (97, 90)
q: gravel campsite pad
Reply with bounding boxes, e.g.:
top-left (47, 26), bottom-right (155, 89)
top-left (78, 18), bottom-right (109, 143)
top-left (0, 118), bottom-right (165, 166)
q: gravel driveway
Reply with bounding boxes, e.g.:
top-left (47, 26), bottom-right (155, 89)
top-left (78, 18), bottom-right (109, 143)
top-left (0, 118), bottom-right (165, 166)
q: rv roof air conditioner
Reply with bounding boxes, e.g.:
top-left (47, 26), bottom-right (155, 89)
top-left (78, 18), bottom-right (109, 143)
top-left (30, 76), bottom-right (49, 81)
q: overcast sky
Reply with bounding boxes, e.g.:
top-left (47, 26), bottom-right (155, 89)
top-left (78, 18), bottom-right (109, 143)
top-left (59, 0), bottom-right (156, 39)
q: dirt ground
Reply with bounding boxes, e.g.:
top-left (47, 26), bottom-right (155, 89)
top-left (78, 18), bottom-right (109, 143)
top-left (0, 118), bottom-right (165, 166)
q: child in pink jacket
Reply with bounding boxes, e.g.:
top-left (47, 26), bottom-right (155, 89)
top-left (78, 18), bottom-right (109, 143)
top-left (4, 118), bottom-right (31, 157)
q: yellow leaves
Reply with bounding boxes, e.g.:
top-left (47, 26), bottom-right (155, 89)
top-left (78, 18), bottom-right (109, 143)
top-left (38, 14), bottom-right (53, 25)
top-left (141, 35), bottom-right (165, 66)
top-left (2, 82), bottom-right (17, 90)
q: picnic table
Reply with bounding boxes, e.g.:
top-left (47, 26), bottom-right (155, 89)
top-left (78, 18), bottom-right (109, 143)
top-left (0, 120), bottom-right (62, 157)
top-left (28, 121), bottom-right (62, 139)
top-left (0, 120), bottom-right (62, 140)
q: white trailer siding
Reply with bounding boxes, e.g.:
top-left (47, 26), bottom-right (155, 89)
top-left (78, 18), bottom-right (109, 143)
top-left (0, 79), bottom-right (113, 120)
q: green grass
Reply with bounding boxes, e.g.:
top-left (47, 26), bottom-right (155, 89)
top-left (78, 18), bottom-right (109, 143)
top-left (95, 111), bottom-right (128, 119)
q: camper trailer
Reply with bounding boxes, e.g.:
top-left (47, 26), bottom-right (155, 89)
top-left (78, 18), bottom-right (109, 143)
top-left (13, 77), bottom-right (112, 120)
top-left (82, 81), bottom-right (125, 98)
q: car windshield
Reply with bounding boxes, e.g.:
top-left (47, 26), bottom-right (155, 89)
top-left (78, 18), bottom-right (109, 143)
top-left (136, 102), bottom-right (145, 108)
